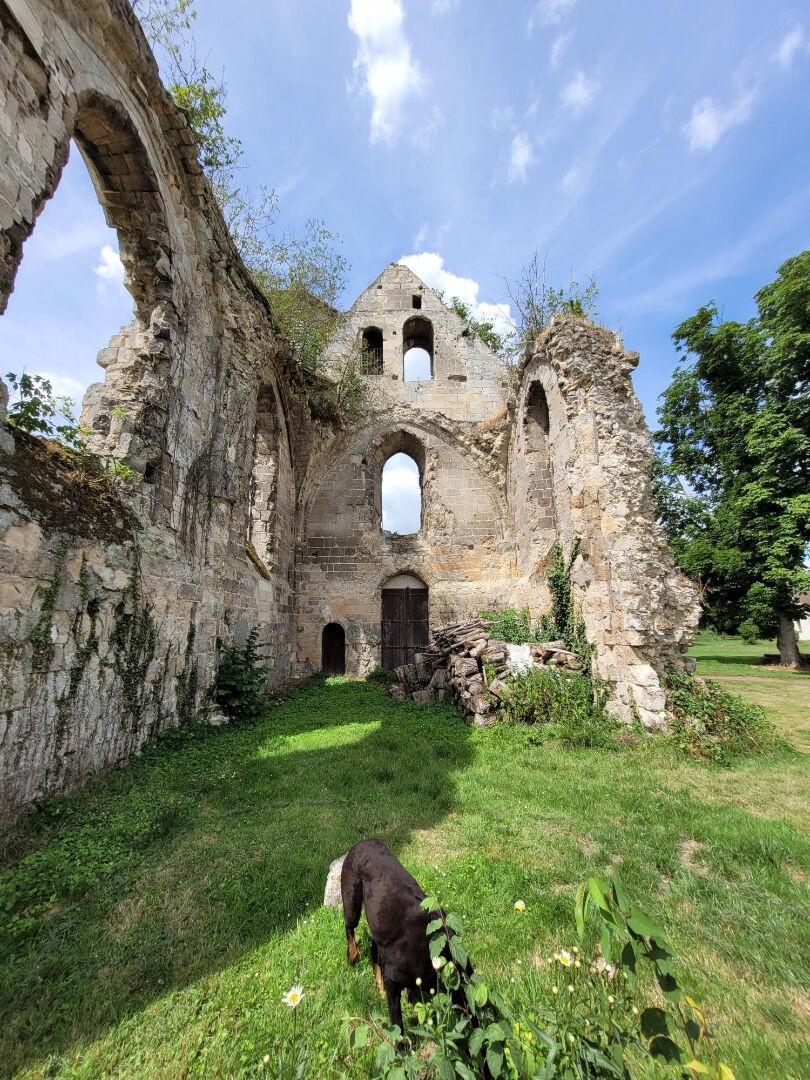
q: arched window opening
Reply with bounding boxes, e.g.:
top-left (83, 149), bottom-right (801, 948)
top-left (322, 623), bottom-right (346, 675)
top-left (361, 326), bottom-right (383, 374)
top-left (381, 574), bottom-right (429, 670)
top-left (525, 381), bottom-right (550, 436)
top-left (523, 381), bottom-right (555, 517)
top-left (382, 453), bottom-right (421, 534)
top-left (0, 145), bottom-right (134, 431)
top-left (402, 316), bottom-right (433, 381)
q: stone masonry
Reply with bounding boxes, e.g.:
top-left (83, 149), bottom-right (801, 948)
top-left (0, 0), bottom-right (699, 823)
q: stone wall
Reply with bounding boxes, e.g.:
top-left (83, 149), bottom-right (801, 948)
top-left (0, 0), bottom-right (307, 822)
top-left (296, 264), bottom-right (517, 674)
top-left (510, 318), bottom-right (701, 728)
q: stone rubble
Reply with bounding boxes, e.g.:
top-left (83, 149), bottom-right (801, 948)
top-left (389, 619), bottom-right (586, 726)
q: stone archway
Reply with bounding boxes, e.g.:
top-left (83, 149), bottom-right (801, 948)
top-left (381, 573), bottom-right (429, 670)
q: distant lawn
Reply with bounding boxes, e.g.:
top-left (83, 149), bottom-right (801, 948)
top-left (1, 666), bottom-right (808, 1079)
top-left (687, 628), bottom-right (809, 679)
top-left (688, 629), bottom-right (810, 752)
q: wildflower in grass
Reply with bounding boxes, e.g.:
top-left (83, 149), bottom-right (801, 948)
top-left (432, 955), bottom-right (445, 970)
top-left (568, 984), bottom-right (574, 993)
top-left (514, 899), bottom-right (526, 912)
top-left (282, 985), bottom-right (304, 1009)
top-left (552, 985), bottom-right (559, 995)
top-left (557, 950), bottom-right (573, 967)
top-left (415, 977), bottom-right (422, 986)
top-left (608, 995), bottom-right (615, 1005)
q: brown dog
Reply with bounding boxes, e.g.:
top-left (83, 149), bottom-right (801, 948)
top-left (341, 838), bottom-right (450, 1031)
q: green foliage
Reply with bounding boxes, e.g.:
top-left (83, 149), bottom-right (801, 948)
top-left (361, 877), bottom-right (735, 1080)
top-left (501, 666), bottom-right (613, 748)
top-left (444, 295), bottom-right (508, 356)
top-left (365, 665), bottom-right (398, 686)
top-left (213, 626), bottom-right (270, 722)
top-left (546, 540), bottom-right (589, 655)
top-left (665, 669), bottom-right (779, 764)
top-left (479, 605), bottom-right (537, 644)
top-left (506, 251), bottom-right (600, 354)
top-left (5, 372), bottom-right (88, 450)
top-left (654, 250), bottom-right (810, 664)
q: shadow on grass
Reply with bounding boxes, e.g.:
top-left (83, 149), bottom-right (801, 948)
top-left (0, 679), bottom-right (474, 1075)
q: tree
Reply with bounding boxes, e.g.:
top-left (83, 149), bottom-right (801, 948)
top-left (504, 251), bottom-right (599, 354)
top-left (131, 0), bottom-right (350, 383)
top-left (655, 250), bottom-right (810, 666)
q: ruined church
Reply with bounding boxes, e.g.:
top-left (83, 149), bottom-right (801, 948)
top-left (0, 0), bottom-right (699, 824)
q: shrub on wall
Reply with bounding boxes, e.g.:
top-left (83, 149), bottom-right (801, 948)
top-left (212, 627), bottom-right (270, 722)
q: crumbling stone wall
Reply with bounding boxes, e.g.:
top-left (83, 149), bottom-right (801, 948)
top-left (296, 265), bottom-right (517, 674)
top-left (0, 0), bottom-right (306, 822)
top-left (509, 318), bottom-right (700, 728)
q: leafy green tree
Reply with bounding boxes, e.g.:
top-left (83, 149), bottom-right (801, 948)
top-left (444, 295), bottom-right (507, 356)
top-left (655, 250), bottom-right (810, 666)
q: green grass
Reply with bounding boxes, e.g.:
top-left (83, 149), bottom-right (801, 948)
top-left (1, 658), bottom-right (808, 1079)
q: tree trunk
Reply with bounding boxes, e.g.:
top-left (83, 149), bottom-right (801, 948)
top-left (776, 613), bottom-right (803, 668)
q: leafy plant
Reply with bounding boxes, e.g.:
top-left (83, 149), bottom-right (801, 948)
top-left (213, 626), bottom-right (270, 722)
top-left (354, 877), bottom-right (735, 1079)
top-left (505, 251), bottom-right (600, 354)
top-left (479, 606), bottom-right (537, 644)
top-left (546, 540), bottom-right (589, 656)
top-left (365, 666), bottom-right (398, 686)
top-left (5, 372), bottom-right (87, 449)
top-left (501, 666), bottom-right (613, 748)
top-left (664, 669), bottom-right (779, 764)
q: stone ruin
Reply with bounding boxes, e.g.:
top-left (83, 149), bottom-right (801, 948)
top-left (0, 0), bottom-right (699, 824)
top-left (388, 618), bottom-right (585, 725)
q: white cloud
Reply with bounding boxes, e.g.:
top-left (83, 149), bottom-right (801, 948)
top-left (560, 70), bottom-right (599, 113)
top-left (560, 162), bottom-right (584, 195)
top-left (397, 252), bottom-right (515, 343)
top-left (549, 31), bottom-right (571, 69)
top-left (382, 453), bottom-right (421, 533)
top-left (348, 0), bottom-right (425, 143)
top-left (683, 88), bottom-right (756, 152)
top-left (528, 0), bottom-right (577, 34)
top-left (508, 132), bottom-right (535, 183)
top-left (773, 26), bottom-right (806, 69)
top-left (94, 244), bottom-right (129, 305)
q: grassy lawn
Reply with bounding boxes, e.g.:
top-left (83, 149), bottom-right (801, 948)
top-left (1, 646), bottom-right (808, 1079)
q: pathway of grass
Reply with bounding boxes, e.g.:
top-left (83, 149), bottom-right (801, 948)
top-left (1, 660), bottom-right (808, 1079)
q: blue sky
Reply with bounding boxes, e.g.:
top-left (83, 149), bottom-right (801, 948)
top-left (2, 0), bottom-right (809, 457)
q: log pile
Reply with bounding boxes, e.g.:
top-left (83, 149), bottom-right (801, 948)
top-left (388, 618), bottom-right (584, 726)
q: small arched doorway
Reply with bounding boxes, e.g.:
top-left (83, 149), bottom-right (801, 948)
top-left (381, 574), bottom-right (429, 670)
top-left (322, 623), bottom-right (346, 676)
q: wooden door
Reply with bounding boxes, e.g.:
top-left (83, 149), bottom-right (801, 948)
top-left (322, 623), bottom-right (345, 675)
top-left (381, 588), bottom-right (429, 670)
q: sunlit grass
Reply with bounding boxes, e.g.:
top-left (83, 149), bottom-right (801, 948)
top-left (0, 659), bottom-right (808, 1079)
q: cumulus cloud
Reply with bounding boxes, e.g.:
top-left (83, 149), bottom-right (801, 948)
top-left (773, 26), bottom-right (806, 69)
top-left (398, 252), bottom-right (515, 343)
top-left (348, 0), bottom-right (425, 143)
top-left (560, 70), bottom-right (599, 113)
top-left (93, 244), bottom-right (128, 304)
top-left (683, 88), bottom-right (756, 152)
top-left (528, 0), bottom-right (577, 34)
top-left (508, 131), bottom-right (535, 183)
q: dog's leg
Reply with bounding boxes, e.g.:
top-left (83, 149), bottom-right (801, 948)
top-left (371, 940), bottom-right (385, 997)
top-left (342, 860), bottom-right (364, 966)
top-left (384, 977), bottom-right (405, 1034)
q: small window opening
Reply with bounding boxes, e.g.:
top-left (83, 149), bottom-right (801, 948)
top-left (381, 452), bottom-right (421, 534)
top-left (361, 326), bottom-right (383, 374)
top-left (412, 294), bottom-right (422, 309)
top-left (402, 315), bottom-right (433, 381)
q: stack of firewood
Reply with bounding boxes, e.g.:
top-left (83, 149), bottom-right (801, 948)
top-left (388, 618), bottom-right (584, 726)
